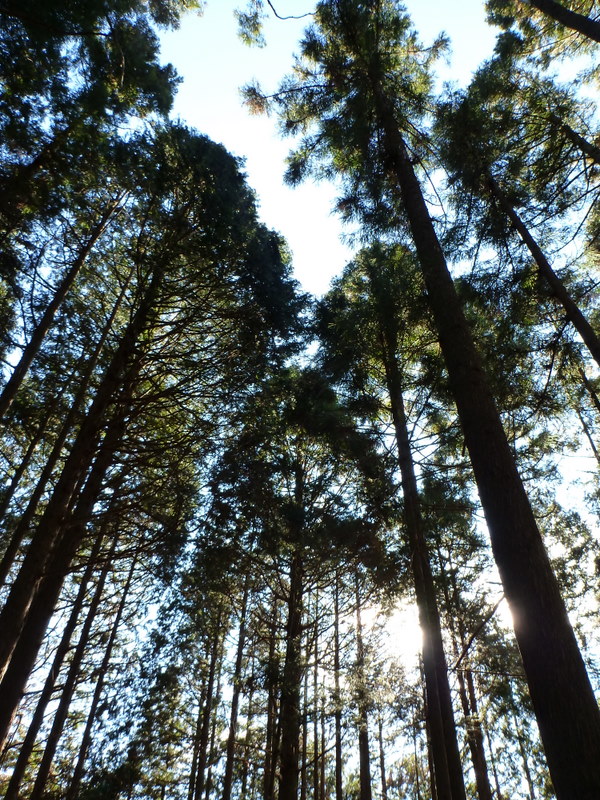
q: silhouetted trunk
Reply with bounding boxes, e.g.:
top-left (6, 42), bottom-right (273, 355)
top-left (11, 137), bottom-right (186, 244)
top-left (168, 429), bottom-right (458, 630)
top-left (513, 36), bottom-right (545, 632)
top-left (371, 291), bottom-right (464, 800)
top-left (2, 523), bottom-right (109, 800)
top-left (372, 80), bottom-right (600, 798)
top-left (0, 407), bottom-right (126, 747)
top-left (0, 196), bottom-right (123, 419)
top-left (0, 270), bottom-right (132, 587)
top-left (334, 574), bottom-right (343, 800)
top-left (313, 592), bottom-right (320, 800)
top-left (222, 578), bottom-right (250, 800)
top-left (527, 0), bottom-right (600, 42)
top-left (378, 716), bottom-right (388, 800)
top-left (355, 578), bottom-right (373, 800)
top-left (0, 263), bottom-right (162, 692)
top-left (487, 173), bottom-right (600, 368)
top-left (29, 534), bottom-right (120, 800)
top-left (278, 549), bottom-right (304, 800)
top-left (192, 607), bottom-right (223, 800)
top-left (264, 597), bottom-right (279, 800)
top-left (65, 555), bottom-right (137, 800)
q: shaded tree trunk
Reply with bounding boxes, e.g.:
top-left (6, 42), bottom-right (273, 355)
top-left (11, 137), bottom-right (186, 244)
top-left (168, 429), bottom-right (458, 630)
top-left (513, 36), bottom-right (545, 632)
top-left (372, 80), bottom-right (600, 798)
top-left (526, 0), bottom-right (600, 42)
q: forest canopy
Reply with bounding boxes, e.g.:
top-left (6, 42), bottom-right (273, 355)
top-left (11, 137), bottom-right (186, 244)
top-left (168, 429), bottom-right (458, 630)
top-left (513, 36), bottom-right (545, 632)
top-left (0, 1), bottom-right (599, 799)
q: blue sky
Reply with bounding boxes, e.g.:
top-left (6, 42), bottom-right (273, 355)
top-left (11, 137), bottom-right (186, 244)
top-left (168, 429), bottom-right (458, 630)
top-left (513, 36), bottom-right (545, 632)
top-left (159, 1), bottom-right (498, 296)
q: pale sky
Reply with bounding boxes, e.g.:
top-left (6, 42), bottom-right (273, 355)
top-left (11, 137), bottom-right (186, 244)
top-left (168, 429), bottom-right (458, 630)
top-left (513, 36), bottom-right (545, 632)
top-left (159, 1), bottom-right (498, 296)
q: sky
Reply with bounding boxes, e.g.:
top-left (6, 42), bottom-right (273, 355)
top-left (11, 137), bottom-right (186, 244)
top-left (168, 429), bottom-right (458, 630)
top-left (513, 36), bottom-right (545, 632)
top-left (159, 0), bottom-right (498, 297)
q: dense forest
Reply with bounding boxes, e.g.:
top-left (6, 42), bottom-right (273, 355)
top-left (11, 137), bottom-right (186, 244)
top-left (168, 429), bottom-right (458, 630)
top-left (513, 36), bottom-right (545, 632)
top-left (0, 1), bottom-right (599, 798)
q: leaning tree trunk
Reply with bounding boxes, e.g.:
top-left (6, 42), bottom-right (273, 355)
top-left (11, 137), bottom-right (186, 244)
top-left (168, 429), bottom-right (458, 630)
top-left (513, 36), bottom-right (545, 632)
top-left (0, 268), bottom-right (133, 588)
top-left (2, 522), bottom-right (110, 800)
top-left (0, 195), bottom-right (124, 419)
top-left (372, 82), bottom-right (600, 799)
top-left (65, 555), bottom-right (137, 800)
top-left (0, 263), bottom-right (163, 689)
top-left (28, 533), bottom-right (120, 800)
top-left (525, 0), bottom-right (600, 42)
top-left (486, 173), bottom-right (600, 369)
top-left (373, 299), bottom-right (465, 800)
top-left (0, 407), bottom-right (127, 748)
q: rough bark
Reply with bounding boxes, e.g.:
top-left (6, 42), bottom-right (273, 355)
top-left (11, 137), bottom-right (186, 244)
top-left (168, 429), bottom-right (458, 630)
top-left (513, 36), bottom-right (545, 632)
top-left (526, 0), bottom-right (600, 42)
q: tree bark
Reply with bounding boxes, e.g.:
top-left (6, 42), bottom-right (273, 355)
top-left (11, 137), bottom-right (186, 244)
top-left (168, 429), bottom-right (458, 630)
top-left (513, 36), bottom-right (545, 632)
top-left (373, 84), bottom-right (600, 799)
top-left (65, 555), bottom-right (137, 800)
top-left (525, 0), bottom-right (600, 42)
top-left (487, 173), bottom-right (600, 369)
top-left (278, 549), bottom-right (304, 800)
top-left (0, 406), bottom-right (126, 748)
top-left (222, 578), bottom-right (250, 800)
top-left (0, 263), bottom-right (162, 688)
top-left (354, 577), bottom-right (373, 800)
top-left (372, 297), bottom-right (465, 800)
top-left (2, 522), bottom-right (109, 800)
top-left (0, 195), bottom-right (124, 419)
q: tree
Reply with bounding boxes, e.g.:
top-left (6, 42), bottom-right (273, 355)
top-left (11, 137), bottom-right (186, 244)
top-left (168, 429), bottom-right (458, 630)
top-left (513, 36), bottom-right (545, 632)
top-left (246, 2), bottom-right (600, 795)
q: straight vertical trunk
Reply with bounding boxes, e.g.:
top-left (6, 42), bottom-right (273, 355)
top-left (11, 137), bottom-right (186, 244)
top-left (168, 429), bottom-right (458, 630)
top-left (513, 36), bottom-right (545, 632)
top-left (263, 598), bottom-right (279, 800)
top-left (372, 302), bottom-right (465, 800)
top-left (222, 578), bottom-right (250, 800)
top-left (378, 716), bottom-right (388, 800)
top-left (373, 86), bottom-right (600, 798)
top-left (278, 550), bottom-right (305, 800)
top-left (354, 578), bottom-right (373, 800)
top-left (333, 574), bottom-right (344, 800)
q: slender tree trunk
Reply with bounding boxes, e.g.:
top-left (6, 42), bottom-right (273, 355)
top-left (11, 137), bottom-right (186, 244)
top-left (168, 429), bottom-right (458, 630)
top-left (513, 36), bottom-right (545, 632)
top-left (373, 84), bottom-right (600, 798)
top-left (29, 534), bottom-right (120, 800)
top-left (65, 555), bottom-right (137, 800)
top-left (278, 549), bottom-right (305, 800)
top-left (223, 578), bottom-right (251, 800)
top-left (525, 0), bottom-right (600, 42)
top-left (301, 637), bottom-right (309, 800)
top-left (0, 264), bottom-right (162, 689)
top-left (0, 268), bottom-right (133, 588)
top-left (204, 633), bottom-right (225, 800)
top-left (313, 591), bottom-right (320, 800)
top-left (0, 407), bottom-right (127, 748)
top-left (264, 597), bottom-right (279, 800)
top-left (188, 696), bottom-right (206, 800)
top-left (550, 115), bottom-right (600, 165)
top-left (354, 577), bottom-right (373, 800)
top-left (333, 574), bottom-right (344, 800)
top-left (2, 522), bottom-right (109, 800)
top-left (240, 652), bottom-right (256, 799)
top-left (378, 715), bottom-right (388, 800)
top-left (486, 174), bottom-right (600, 368)
top-left (0, 195), bottom-right (124, 419)
top-left (372, 305), bottom-right (464, 800)
top-left (192, 607), bottom-right (223, 800)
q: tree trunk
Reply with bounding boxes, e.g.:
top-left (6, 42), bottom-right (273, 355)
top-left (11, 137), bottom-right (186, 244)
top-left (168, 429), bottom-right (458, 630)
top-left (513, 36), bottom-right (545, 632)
top-left (373, 85), bottom-right (600, 799)
top-left (487, 173), bottom-right (600, 369)
top-left (192, 607), bottom-right (223, 800)
top-left (372, 303), bottom-right (465, 800)
top-left (0, 263), bottom-right (162, 689)
top-left (263, 598), bottom-right (280, 800)
top-left (278, 549), bottom-right (304, 800)
top-left (354, 577), bottom-right (373, 800)
top-left (378, 715), bottom-right (388, 800)
top-left (222, 578), bottom-right (250, 800)
top-left (334, 574), bottom-right (344, 800)
top-left (28, 534), bottom-right (120, 800)
top-left (526, 0), bottom-right (600, 42)
top-left (0, 195), bottom-right (123, 419)
top-left (0, 407), bottom-right (126, 748)
top-left (2, 522), bottom-right (109, 800)
top-left (0, 268), bottom-right (132, 588)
